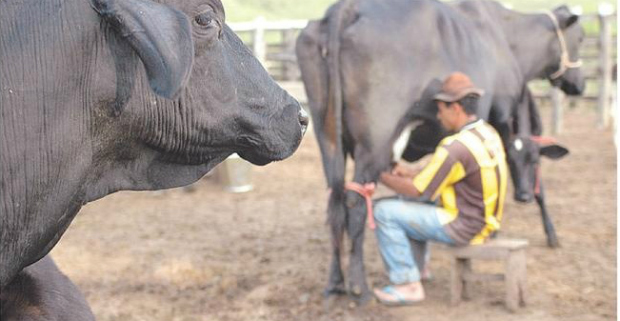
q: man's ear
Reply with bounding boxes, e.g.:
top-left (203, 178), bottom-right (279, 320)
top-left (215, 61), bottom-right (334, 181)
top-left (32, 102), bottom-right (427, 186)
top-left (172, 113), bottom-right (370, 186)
top-left (540, 144), bottom-right (569, 160)
top-left (452, 101), bottom-right (466, 114)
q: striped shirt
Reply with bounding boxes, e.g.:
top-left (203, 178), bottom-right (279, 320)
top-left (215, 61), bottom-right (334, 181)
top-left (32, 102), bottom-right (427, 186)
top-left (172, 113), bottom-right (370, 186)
top-left (412, 119), bottom-right (508, 245)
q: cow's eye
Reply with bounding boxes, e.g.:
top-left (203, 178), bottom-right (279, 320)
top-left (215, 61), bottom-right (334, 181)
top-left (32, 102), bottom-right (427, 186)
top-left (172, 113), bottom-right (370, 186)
top-left (195, 13), bottom-right (214, 27)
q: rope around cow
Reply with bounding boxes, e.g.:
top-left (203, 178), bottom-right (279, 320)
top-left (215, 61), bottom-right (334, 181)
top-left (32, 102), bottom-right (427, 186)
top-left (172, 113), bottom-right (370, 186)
top-left (544, 11), bottom-right (583, 80)
top-left (345, 182), bottom-right (377, 230)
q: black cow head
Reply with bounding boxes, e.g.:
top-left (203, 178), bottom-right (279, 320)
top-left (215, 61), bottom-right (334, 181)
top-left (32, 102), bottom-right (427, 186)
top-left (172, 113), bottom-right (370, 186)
top-left (545, 5), bottom-right (586, 96)
top-left (176, 16), bottom-right (308, 166)
top-left (95, 0), bottom-right (307, 168)
top-left (507, 135), bottom-right (569, 203)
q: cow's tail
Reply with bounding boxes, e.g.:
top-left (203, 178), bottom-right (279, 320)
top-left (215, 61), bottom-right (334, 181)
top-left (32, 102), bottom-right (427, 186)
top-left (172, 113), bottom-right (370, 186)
top-left (326, 0), bottom-right (355, 249)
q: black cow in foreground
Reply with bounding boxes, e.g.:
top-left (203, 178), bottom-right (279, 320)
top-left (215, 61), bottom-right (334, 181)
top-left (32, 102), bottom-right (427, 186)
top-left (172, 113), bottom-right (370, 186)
top-left (1, 256), bottom-right (95, 321)
top-left (296, 0), bottom-right (583, 302)
top-left (1, 0), bottom-right (307, 310)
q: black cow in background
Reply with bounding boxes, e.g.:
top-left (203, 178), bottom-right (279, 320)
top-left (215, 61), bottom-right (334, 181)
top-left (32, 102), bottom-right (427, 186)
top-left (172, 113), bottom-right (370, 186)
top-left (1, 256), bottom-right (95, 321)
top-left (401, 1), bottom-right (583, 248)
top-left (404, 0), bottom-right (584, 161)
top-left (296, 0), bottom-right (584, 302)
top-left (1, 0), bottom-right (307, 312)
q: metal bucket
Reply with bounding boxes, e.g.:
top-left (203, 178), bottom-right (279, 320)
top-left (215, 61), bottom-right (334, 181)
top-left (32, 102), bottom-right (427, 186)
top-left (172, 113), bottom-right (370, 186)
top-left (216, 153), bottom-right (253, 193)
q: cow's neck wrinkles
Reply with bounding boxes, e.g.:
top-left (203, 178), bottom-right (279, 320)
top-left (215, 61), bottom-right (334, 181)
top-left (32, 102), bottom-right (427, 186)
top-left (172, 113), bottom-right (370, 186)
top-left (130, 84), bottom-right (238, 166)
top-left (85, 87), bottom-right (228, 202)
top-left (135, 89), bottom-right (208, 163)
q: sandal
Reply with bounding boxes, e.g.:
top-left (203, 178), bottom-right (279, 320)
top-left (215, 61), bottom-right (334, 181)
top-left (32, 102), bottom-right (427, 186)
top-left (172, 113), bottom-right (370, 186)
top-left (373, 286), bottom-right (423, 306)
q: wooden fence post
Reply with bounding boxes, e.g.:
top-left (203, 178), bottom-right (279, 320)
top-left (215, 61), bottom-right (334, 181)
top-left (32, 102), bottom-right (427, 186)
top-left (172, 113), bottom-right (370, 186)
top-left (252, 16), bottom-right (267, 66)
top-left (551, 87), bottom-right (564, 135)
top-left (229, 19), bottom-right (308, 81)
top-left (597, 4), bottom-right (614, 128)
top-left (282, 29), bottom-right (298, 81)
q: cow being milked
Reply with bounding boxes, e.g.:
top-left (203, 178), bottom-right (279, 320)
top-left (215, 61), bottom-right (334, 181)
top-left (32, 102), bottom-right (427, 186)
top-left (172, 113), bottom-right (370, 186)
top-left (1, 0), bottom-right (307, 314)
top-left (296, 0), bottom-right (583, 302)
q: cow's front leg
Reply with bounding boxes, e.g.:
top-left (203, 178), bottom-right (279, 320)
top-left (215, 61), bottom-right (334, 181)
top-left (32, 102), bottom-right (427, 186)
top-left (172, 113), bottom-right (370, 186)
top-left (535, 184), bottom-right (559, 247)
top-left (345, 190), bottom-right (373, 304)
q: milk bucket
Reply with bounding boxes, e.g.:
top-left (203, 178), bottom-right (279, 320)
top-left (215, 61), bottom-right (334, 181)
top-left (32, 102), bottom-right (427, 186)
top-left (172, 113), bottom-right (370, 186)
top-left (216, 153), bottom-right (254, 193)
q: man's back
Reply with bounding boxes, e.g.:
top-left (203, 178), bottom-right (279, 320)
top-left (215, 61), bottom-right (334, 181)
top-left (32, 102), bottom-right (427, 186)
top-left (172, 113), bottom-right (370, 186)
top-left (413, 119), bottom-right (508, 245)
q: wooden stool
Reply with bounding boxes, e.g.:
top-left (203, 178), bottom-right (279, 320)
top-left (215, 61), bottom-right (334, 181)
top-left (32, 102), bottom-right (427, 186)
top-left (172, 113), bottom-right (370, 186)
top-left (449, 238), bottom-right (528, 312)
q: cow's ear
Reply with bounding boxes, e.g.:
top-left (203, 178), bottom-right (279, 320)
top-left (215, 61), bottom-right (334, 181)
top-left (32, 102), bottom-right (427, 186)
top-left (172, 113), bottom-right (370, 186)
top-left (540, 144), bottom-right (569, 160)
top-left (92, 0), bottom-right (194, 99)
top-left (553, 5), bottom-right (579, 29)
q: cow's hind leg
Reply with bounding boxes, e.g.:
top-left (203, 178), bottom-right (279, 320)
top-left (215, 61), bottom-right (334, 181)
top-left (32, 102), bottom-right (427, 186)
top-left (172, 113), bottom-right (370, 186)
top-left (345, 189), bottom-right (372, 304)
top-left (325, 241), bottom-right (346, 296)
top-left (325, 192), bottom-right (347, 296)
top-left (323, 251), bottom-right (348, 311)
top-left (344, 157), bottom-right (385, 304)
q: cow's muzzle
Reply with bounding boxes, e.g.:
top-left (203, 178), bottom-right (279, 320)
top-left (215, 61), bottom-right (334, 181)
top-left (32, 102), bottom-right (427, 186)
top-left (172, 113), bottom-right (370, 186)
top-left (237, 103), bottom-right (306, 166)
top-left (299, 107), bottom-right (309, 136)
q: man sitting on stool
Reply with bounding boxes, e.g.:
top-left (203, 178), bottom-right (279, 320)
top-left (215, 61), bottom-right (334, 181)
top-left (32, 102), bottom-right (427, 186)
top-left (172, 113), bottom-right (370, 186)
top-left (373, 72), bottom-right (508, 306)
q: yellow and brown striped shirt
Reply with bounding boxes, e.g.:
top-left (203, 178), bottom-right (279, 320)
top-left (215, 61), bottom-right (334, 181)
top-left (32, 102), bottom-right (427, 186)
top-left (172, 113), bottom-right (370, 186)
top-left (412, 119), bottom-right (508, 245)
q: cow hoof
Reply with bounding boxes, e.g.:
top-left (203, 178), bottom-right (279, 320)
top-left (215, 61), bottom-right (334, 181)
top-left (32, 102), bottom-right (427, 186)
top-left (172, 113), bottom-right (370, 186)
top-left (547, 239), bottom-right (560, 248)
top-left (348, 291), bottom-right (373, 306)
top-left (323, 284), bottom-right (347, 297)
top-left (351, 284), bottom-right (363, 296)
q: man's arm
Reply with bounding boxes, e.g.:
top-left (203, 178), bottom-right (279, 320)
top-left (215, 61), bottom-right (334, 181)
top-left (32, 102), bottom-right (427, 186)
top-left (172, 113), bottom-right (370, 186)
top-left (380, 171), bottom-right (421, 198)
top-left (390, 162), bottom-right (423, 178)
top-left (381, 145), bottom-right (462, 200)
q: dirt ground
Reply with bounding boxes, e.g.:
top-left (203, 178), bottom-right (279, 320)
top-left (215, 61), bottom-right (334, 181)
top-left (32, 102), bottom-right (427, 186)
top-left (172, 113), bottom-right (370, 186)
top-left (51, 105), bottom-right (616, 321)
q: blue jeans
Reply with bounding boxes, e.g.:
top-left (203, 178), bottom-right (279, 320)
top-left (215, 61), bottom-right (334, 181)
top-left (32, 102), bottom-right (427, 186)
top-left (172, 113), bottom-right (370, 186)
top-left (374, 198), bottom-right (456, 284)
